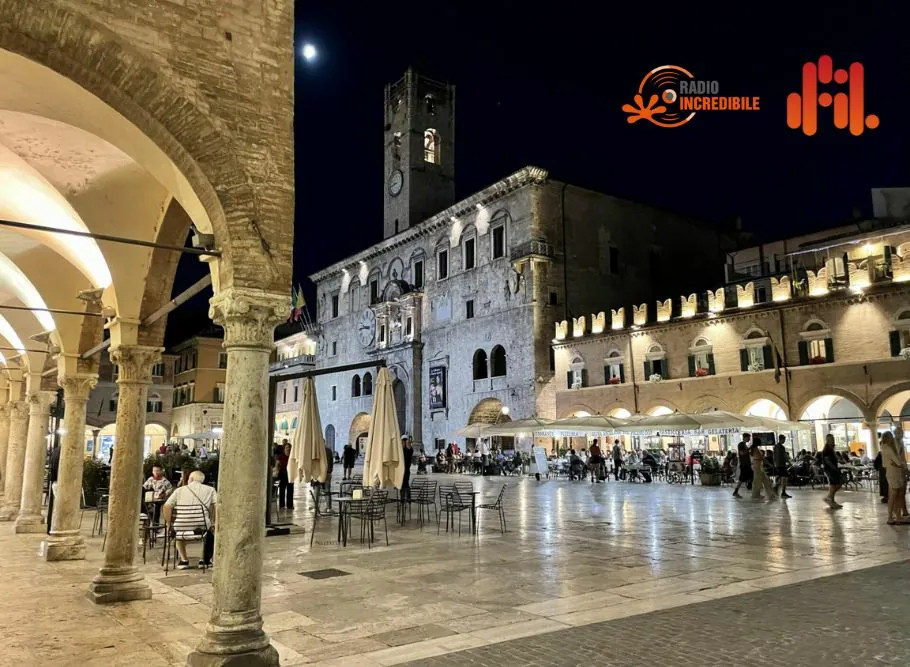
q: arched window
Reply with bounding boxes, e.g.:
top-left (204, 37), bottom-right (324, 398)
top-left (351, 374), bottom-right (361, 397)
top-left (362, 372), bottom-right (373, 396)
top-left (890, 308), bottom-right (910, 356)
top-left (424, 128), bottom-right (440, 164)
top-left (799, 318), bottom-right (833, 365)
top-left (490, 345), bottom-right (507, 377)
top-left (146, 393), bottom-right (162, 413)
top-left (473, 349), bottom-right (488, 380)
top-left (741, 326), bottom-right (771, 371)
top-left (604, 349), bottom-right (624, 384)
top-left (688, 337), bottom-right (715, 377)
top-left (644, 342), bottom-right (667, 379)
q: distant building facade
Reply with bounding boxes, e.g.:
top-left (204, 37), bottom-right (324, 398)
top-left (308, 69), bottom-right (731, 455)
top-left (553, 207), bottom-right (910, 457)
top-left (270, 327), bottom-right (318, 443)
top-left (169, 332), bottom-right (227, 442)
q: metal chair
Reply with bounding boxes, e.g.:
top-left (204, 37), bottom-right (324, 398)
top-left (349, 490), bottom-right (389, 548)
top-left (477, 484), bottom-right (508, 534)
top-left (439, 485), bottom-right (470, 535)
top-left (411, 479), bottom-right (437, 528)
top-left (162, 504), bottom-right (211, 574)
top-left (92, 491), bottom-right (109, 540)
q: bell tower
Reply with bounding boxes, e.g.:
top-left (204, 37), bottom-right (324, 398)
top-left (383, 68), bottom-right (455, 239)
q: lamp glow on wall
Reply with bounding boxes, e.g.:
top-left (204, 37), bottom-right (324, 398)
top-left (0, 251), bottom-right (56, 331)
top-left (0, 314), bottom-right (25, 353)
top-left (474, 204), bottom-right (490, 235)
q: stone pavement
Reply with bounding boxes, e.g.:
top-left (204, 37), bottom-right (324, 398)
top-left (406, 559), bottom-right (910, 666)
top-left (1, 473), bottom-right (909, 665)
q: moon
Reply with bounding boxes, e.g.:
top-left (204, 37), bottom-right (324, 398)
top-left (302, 43), bottom-right (317, 61)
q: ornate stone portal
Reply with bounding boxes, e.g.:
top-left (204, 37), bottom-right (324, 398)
top-left (87, 345), bottom-right (161, 603)
top-left (43, 374), bottom-right (97, 560)
top-left (15, 391), bottom-right (57, 533)
top-left (187, 288), bottom-right (287, 667)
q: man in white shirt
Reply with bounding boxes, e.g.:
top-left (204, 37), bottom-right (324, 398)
top-left (163, 470), bottom-right (217, 569)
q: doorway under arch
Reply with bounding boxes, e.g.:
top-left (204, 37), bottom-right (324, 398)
top-left (349, 412), bottom-right (371, 453)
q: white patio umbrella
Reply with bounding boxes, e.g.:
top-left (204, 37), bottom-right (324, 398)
top-left (484, 417), bottom-right (555, 436)
top-left (543, 415), bottom-right (631, 436)
top-left (454, 423), bottom-right (491, 438)
top-left (290, 376), bottom-right (328, 483)
top-left (363, 367), bottom-right (404, 488)
top-left (620, 412), bottom-right (747, 434)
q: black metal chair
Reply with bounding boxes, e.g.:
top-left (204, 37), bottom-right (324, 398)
top-left (477, 484), bottom-right (508, 534)
top-left (411, 479), bottom-right (437, 528)
top-left (439, 486), bottom-right (470, 535)
top-left (93, 491), bottom-right (109, 542)
top-left (349, 490), bottom-right (389, 548)
top-left (161, 504), bottom-right (211, 574)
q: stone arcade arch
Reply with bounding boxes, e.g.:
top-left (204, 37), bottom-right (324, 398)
top-left (0, 4), bottom-right (295, 665)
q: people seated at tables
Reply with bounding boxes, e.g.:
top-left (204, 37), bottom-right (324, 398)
top-left (640, 450), bottom-right (657, 483)
top-left (567, 448), bottom-right (585, 480)
top-left (163, 470), bottom-right (217, 570)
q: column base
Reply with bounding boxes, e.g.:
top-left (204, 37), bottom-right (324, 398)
top-left (0, 503), bottom-right (18, 521)
top-left (187, 645), bottom-right (279, 667)
top-left (87, 566), bottom-right (151, 604)
top-left (14, 513), bottom-right (45, 533)
top-left (41, 534), bottom-right (86, 561)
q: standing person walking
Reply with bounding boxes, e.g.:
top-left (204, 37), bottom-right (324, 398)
top-left (772, 435), bottom-right (792, 499)
top-left (821, 434), bottom-right (843, 509)
top-left (732, 434), bottom-right (753, 498)
top-left (611, 439), bottom-right (623, 482)
top-left (880, 431), bottom-right (909, 524)
top-left (401, 434), bottom-right (414, 502)
top-left (276, 440), bottom-right (294, 510)
top-left (874, 449), bottom-right (889, 504)
top-left (342, 443), bottom-right (356, 480)
top-left (750, 443), bottom-right (777, 501)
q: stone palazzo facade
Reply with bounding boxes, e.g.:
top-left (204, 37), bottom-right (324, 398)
top-left (309, 70), bottom-right (729, 454)
top-left (553, 215), bottom-right (910, 456)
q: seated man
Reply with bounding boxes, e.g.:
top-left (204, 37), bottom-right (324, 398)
top-left (143, 465), bottom-right (173, 525)
top-left (640, 450), bottom-right (657, 483)
top-left (163, 470), bottom-right (217, 570)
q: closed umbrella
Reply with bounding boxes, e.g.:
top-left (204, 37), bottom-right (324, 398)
top-left (363, 367), bottom-right (404, 488)
top-left (290, 377), bottom-right (327, 483)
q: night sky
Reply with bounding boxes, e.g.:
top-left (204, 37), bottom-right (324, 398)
top-left (166, 1), bottom-right (910, 345)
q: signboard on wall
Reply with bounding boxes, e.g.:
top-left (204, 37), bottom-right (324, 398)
top-left (428, 366), bottom-right (446, 410)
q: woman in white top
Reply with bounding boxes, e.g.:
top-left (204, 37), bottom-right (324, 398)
top-left (880, 431), bottom-right (909, 525)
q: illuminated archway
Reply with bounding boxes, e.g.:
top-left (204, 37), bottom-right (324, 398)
top-left (743, 397), bottom-right (787, 420)
top-left (647, 405), bottom-right (674, 416)
top-left (800, 395), bottom-right (867, 453)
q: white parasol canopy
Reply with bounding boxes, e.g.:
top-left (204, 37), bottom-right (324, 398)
top-left (540, 415), bottom-right (631, 435)
top-left (619, 410), bottom-right (811, 434)
top-left (484, 417), bottom-right (554, 436)
top-left (363, 367), bottom-right (404, 488)
top-left (454, 423), bottom-right (491, 438)
top-left (290, 376), bottom-right (328, 483)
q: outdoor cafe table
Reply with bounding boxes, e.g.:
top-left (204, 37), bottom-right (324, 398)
top-left (335, 495), bottom-right (354, 546)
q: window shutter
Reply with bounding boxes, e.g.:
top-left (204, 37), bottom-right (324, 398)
top-left (740, 349), bottom-right (749, 371)
top-left (581, 369), bottom-right (589, 387)
top-left (566, 371), bottom-right (572, 389)
top-left (707, 353), bottom-right (716, 375)
top-left (890, 330), bottom-right (902, 357)
top-left (603, 365), bottom-right (610, 385)
top-left (644, 360), bottom-right (652, 378)
top-left (798, 341), bottom-right (809, 366)
top-left (824, 337), bottom-right (834, 363)
top-left (762, 344), bottom-right (773, 369)
top-left (687, 355), bottom-right (696, 378)
top-left (619, 363), bottom-right (625, 383)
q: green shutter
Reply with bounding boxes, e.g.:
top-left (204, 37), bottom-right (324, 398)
top-left (619, 363), bottom-right (625, 383)
top-left (762, 344), bottom-right (773, 369)
top-left (581, 368), bottom-right (589, 387)
top-left (707, 353), bottom-right (715, 375)
top-left (798, 341), bottom-right (809, 366)
top-left (740, 349), bottom-right (749, 371)
top-left (890, 330), bottom-right (902, 357)
top-left (603, 365), bottom-right (610, 385)
top-left (824, 337), bottom-right (834, 363)
top-left (567, 371), bottom-right (572, 389)
top-left (644, 360), bottom-right (652, 378)
top-left (687, 355), bottom-right (696, 377)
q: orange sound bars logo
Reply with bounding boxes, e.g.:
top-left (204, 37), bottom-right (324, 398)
top-left (787, 56), bottom-right (879, 136)
top-left (622, 65), bottom-right (760, 128)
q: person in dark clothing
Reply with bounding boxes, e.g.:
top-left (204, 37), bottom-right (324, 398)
top-left (640, 450), bottom-right (657, 483)
top-left (612, 440), bottom-right (623, 481)
top-left (46, 441), bottom-right (61, 533)
top-left (276, 440), bottom-right (294, 510)
top-left (342, 444), bottom-right (357, 479)
top-left (732, 434), bottom-right (753, 498)
top-left (821, 434), bottom-right (843, 509)
top-left (772, 435), bottom-right (792, 499)
top-left (874, 450), bottom-right (889, 503)
top-left (401, 435), bottom-right (413, 502)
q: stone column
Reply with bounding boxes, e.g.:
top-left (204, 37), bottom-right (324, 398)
top-left (0, 403), bottom-right (11, 497)
top-left (0, 402), bottom-right (30, 520)
top-left (15, 391), bottom-right (56, 532)
top-left (42, 374), bottom-right (97, 560)
top-left (865, 420), bottom-right (881, 456)
top-left (87, 345), bottom-right (161, 603)
top-left (188, 288), bottom-right (285, 667)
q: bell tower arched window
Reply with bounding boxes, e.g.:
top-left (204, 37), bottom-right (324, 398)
top-left (490, 345), bottom-right (507, 377)
top-left (473, 349), bottom-right (488, 380)
top-left (424, 128), bottom-right (440, 164)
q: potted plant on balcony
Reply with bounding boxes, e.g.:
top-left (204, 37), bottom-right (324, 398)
top-left (649, 373), bottom-right (662, 383)
top-left (608, 376), bottom-right (621, 385)
top-left (809, 356), bottom-right (826, 365)
top-left (901, 347), bottom-right (910, 361)
top-left (698, 456), bottom-right (722, 486)
top-left (748, 361), bottom-right (764, 372)
top-left (695, 367), bottom-right (709, 377)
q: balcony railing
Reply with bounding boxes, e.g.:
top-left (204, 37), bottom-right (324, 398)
top-left (269, 354), bottom-right (316, 372)
top-left (511, 240), bottom-right (554, 262)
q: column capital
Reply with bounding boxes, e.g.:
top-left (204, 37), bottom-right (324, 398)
top-left (59, 374), bottom-right (98, 401)
top-left (26, 391), bottom-right (55, 416)
top-left (110, 345), bottom-right (162, 385)
top-left (209, 287), bottom-right (288, 351)
top-left (8, 400), bottom-right (28, 422)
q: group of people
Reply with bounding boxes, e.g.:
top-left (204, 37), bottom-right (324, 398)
top-left (564, 439), bottom-right (662, 483)
top-left (142, 464), bottom-right (217, 570)
top-left (156, 441), bottom-right (209, 458)
top-left (730, 434), bottom-right (792, 501)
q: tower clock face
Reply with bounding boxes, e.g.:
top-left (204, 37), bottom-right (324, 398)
top-left (358, 309), bottom-right (376, 347)
top-left (388, 169), bottom-right (403, 196)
